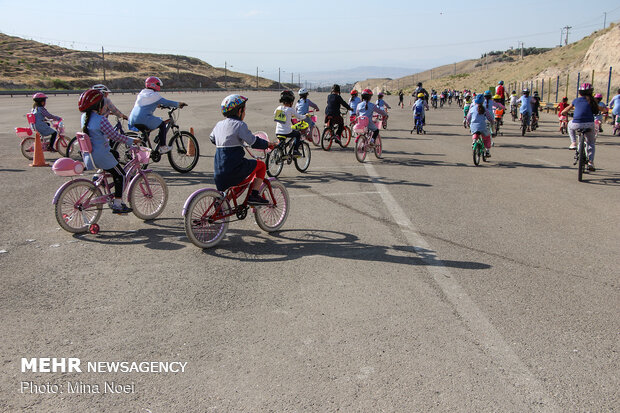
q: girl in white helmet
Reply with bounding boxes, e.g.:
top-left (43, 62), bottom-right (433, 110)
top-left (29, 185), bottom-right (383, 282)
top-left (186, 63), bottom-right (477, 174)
top-left (296, 88), bottom-right (319, 130)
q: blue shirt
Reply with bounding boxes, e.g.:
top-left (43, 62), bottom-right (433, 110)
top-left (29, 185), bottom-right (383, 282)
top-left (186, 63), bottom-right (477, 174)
top-left (348, 96), bottom-right (361, 115)
top-left (356, 101), bottom-right (386, 118)
top-left (519, 96), bottom-right (532, 114)
top-left (609, 94), bottom-right (620, 115)
top-left (413, 99), bottom-right (427, 117)
top-left (129, 89), bottom-right (179, 130)
top-left (571, 97), bottom-right (595, 123)
top-left (466, 105), bottom-right (494, 135)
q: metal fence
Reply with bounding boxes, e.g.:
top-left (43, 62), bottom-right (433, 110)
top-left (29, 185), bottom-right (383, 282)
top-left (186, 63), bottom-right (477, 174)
top-left (507, 66), bottom-right (616, 104)
top-left (0, 87), bottom-right (281, 97)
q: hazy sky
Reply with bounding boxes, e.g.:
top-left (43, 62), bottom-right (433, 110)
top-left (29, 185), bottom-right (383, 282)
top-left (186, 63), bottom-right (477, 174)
top-left (1, 0), bottom-right (618, 82)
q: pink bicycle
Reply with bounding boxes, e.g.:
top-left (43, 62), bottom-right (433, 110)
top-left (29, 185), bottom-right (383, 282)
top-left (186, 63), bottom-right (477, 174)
top-left (52, 133), bottom-right (168, 234)
top-left (353, 116), bottom-right (382, 163)
top-left (294, 110), bottom-right (320, 146)
top-left (15, 114), bottom-right (71, 159)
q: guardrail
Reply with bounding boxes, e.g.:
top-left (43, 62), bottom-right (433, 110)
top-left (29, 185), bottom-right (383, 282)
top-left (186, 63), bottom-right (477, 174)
top-left (0, 88), bottom-right (279, 97)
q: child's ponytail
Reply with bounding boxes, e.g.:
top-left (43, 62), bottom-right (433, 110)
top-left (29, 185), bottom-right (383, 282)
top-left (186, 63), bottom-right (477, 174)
top-left (477, 104), bottom-right (485, 115)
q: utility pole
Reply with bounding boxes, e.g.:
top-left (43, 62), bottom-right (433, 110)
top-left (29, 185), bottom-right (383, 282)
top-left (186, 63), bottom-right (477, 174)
top-left (291, 72), bottom-right (293, 85)
top-left (298, 73), bottom-right (300, 87)
top-left (224, 61), bottom-right (227, 90)
top-left (563, 26), bottom-right (572, 46)
top-left (278, 67), bottom-right (281, 91)
top-left (176, 55), bottom-right (179, 80)
top-left (603, 12), bottom-right (607, 29)
top-left (101, 46), bottom-right (106, 82)
top-left (256, 67), bottom-right (259, 89)
top-left (518, 41), bottom-right (524, 59)
top-left (559, 28), bottom-right (564, 47)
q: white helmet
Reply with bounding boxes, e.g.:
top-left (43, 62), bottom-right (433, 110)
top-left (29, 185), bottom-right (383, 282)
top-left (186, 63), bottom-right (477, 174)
top-left (92, 84), bottom-right (111, 93)
top-left (298, 88), bottom-right (308, 96)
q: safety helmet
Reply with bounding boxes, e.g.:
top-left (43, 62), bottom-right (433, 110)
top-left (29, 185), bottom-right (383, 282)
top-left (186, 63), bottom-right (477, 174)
top-left (32, 92), bottom-right (48, 100)
top-left (511, 90), bottom-right (516, 94)
top-left (498, 80), bottom-right (504, 85)
top-left (78, 89), bottom-right (104, 112)
top-left (332, 84), bottom-right (341, 93)
top-left (350, 90), bottom-right (358, 96)
top-left (417, 82), bottom-right (422, 87)
top-left (533, 91), bottom-right (539, 97)
top-left (145, 76), bottom-right (163, 91)
top-left (92, 84), bottom-right (111, 93)
top-left (579, 82), bottom-right (593, 91)
top-left (493, 94), bottom-right (501, 99)
top-left (474, 95), bottom-right (485, 105)
top-left (562, 96), bottom-right (568, 101)
top-left (378, 92), bottom-right (384, 98)
top-left (221, 94), bottom-right (248, 116)
top-left (362, 88), bottom-right (373, 96)
top-left (484, 90), bottom-right (492, 97)
top-left (594, 93), bottom-right (603, 99)
top-left (279, 90), bottom-right (295, 104)
top-left (522, 89), bottom-right (530, 95)
top-left (417, 93), bottom-right (425, 98)
top-left (298, 88), bottom-right (308, 96)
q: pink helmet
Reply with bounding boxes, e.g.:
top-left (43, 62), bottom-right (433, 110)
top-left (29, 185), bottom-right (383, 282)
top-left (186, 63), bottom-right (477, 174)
top-left (145, 76), bottom-right (163, 91)
top-left (579, 82), bottom-right (593, 91)
top-left (32, 92), bottom-right (48, 100)
top-left (594, 93), bottom-right (603, 99)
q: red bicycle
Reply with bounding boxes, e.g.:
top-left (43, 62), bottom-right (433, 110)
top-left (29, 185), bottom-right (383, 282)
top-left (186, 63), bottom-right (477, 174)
top-left (183, 172), bottom-right (289, 249)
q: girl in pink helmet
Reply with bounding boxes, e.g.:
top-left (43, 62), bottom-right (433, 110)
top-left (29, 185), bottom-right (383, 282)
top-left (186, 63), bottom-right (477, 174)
top-left (561, 83), bottom-right (601, 170)
top-left (128, 77), bottom-right (187, 154)
top-left (31, 92), bottom-right (62, 152)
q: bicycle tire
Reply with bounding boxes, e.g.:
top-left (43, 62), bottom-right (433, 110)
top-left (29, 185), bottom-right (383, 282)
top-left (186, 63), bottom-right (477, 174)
top-left (55, 180), bottom-right (103, 233)
top-left (473, 143), bottom-right (481, 166)
top-left (254, 180), bottom-right (289, 232)
top-left (20, 137), bottom-right (35, 160)
top-left (294, 141), bottom-right (311, 173)
top-left (56, 136), bottom-right (69, 155)
top-left (374, 134), bottom-right (382, 159)
top-left (521, 119), bottom-right (527, 136)
top-left (341, 126), bottom-right (351, 147)
top-left (65, 136), bottom-right (82, 160)
top-left (168, 131), bottom-right (199, 173)
top-left (355, 136), bottom-right (367, 163)
top-left (127, 171), bottom-right (168, 220)
top-left (266, 147), bottom-right (284, 177)
top-left (184, 190), bottom-right (229, 248)
top-left (577, 135), bottom-right (585, 182)
top-left (311, 126), bottom-right (321, 146)
top-left (321, 128), bottom-right (333, 151)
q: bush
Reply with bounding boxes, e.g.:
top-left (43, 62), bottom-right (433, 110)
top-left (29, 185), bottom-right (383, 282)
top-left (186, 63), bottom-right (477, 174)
top-left (52, 78), bottom-right (70, 89)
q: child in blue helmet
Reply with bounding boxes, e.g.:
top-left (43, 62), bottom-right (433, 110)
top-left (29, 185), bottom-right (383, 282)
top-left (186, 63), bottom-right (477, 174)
top-left (466, 94), bottom-right (495, 158)
top-left (210, 95), bottom-right (275, 205)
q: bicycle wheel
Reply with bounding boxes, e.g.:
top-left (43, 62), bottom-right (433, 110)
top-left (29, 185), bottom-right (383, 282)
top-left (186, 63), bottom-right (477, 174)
top-left (168, 131), bottom-right (199, 173)
top-left (473, 139), bottom-right (481, 166)
top-left (127, 171), bottom-right (168, 220)
top-left (65, 136), bottom-right (82, 160)
top-left (184, 189), bottom-right (229, 248)
top-left (55, 180), bottom-right (103, 233)
top-left (355, 136), bottom-right (367, 163)
top-left (577, 135), bottom-right (585, 182)
top-left (374, 134), bottom-right (382, 159)
top-left (294, 141), bottom-right (311, 173)
top-left (340, 126), bottom-right (351, 147)
top-left (266, 147), bottom-right (284, 177)
top-left (20, 137), bottom-right (35, 160)
top-left (383, 118), bottom-right (387, 129)
top-left (311, 126), bottom-right (321, 146)
top-left (521, 118), bottom-right (527, 136)
top-left (254, 180), bottom-right (289, 232)
top-left (321, 128), bottom-right (333, 151)
top-left (56, 136), bottom-right (69, 155)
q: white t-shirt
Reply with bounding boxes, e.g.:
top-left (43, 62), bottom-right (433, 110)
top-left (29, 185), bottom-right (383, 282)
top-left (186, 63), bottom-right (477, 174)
top-left (274, 105), bottom-right (301, 135)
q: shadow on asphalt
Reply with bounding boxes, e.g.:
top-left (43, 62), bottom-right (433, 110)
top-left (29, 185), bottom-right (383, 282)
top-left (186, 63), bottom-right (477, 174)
top-left (203, 228), bottom-right (492, 270)
top-left (278, 171), bottom-right (432, 189)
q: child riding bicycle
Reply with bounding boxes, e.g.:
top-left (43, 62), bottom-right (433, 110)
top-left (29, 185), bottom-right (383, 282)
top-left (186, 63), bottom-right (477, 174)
top-left (561, 83), bottom-right (600, 170)
top-left (274, 90), bottom-right (304, 157)
top-left (92, 84), bottom-right (128, 120)
top-left (210, 95), bottom-right (276, 205)
top-left (296, 88), bottom-right (320, 130)
top-left (79, 89), bottom-right (140, 214)
top-left (31, 92), bottom-right (62, 152)
top-left (356, 89), bottom-right (387, 145)
top-left (128, 76), bottom-right (187, 155)
top-left (325, 84), bottom-right (353, 141)
top-left (466, 94), bottom-right (494, 158)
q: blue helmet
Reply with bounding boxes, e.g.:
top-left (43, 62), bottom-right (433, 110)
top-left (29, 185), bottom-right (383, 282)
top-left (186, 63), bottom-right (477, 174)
top-left (474, 94), bottom-right (485, 105)
top-left (484, 90), bottom-right (492, 97)
top-left (498, 80), bottom-right (504, 85)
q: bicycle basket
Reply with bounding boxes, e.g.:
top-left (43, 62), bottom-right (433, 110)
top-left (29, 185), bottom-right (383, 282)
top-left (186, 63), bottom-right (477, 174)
top-left (136, 147), bottom-right (151, 164)
top-left (354, 116), bottom-right (369, 133)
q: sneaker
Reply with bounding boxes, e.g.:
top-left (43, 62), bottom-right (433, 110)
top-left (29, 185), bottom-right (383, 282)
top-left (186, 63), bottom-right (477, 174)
top-left (247, 193), bottom-right (269, 206)
top-left (158, 145), bottom-right (172, 154)
top-left (112, 203), bottom-right (133, 214)
top-left (369, 138), bottom-right (375, 146)
top-left (569, 143), bottom-right (577, 150)
top-left (587, 162), bottom-right (596, 171)
top-left (485, 150), bottom-right (491, 158)
top-left (292, 149), bottom-right (302, 157)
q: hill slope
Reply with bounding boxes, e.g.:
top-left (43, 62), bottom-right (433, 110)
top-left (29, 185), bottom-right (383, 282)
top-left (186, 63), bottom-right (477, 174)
top-left (0, 33), bottom-right (282, 90)
top-left (355, 23), bottom-right (620, 99)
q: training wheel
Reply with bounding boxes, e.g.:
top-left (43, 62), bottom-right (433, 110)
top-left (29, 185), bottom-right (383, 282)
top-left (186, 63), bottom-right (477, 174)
top-left (89, 224), bottom-right (100, 234)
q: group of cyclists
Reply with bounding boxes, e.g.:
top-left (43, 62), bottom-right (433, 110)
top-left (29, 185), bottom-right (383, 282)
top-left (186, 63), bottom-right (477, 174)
top-left (26, 76), bottom-right (620, 220)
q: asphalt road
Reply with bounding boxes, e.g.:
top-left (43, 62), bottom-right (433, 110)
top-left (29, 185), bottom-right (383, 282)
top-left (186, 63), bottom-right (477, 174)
top-left (1, 92), bottom-right (618, 412)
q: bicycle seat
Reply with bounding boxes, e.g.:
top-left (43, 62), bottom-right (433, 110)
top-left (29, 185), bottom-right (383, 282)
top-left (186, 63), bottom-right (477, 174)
top-left (133, 124), bottom-right (151, 133)
top-left (275, 135), bottom-right (288, 141)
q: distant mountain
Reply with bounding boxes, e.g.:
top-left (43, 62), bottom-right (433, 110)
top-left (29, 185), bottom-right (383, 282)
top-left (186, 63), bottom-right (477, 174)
top-left (303, 66), bottom-right (422, 86)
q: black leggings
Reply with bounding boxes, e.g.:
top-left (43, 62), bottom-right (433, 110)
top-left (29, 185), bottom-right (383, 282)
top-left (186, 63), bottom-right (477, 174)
top-left (48, 131), bottom-right (58, 149)
top-left (280, 130), bottom-right (301, 150)
top-left (105, 164), bottom-right (126, 198)
top-left (155, 121), bottom-right (168, 146)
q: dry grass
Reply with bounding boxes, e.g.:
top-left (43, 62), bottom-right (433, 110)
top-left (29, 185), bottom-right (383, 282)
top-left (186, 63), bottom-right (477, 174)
top-left (0, 33), bottom-right (280, 90)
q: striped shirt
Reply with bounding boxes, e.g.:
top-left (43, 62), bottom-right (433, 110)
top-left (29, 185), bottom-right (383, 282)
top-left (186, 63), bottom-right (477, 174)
top-left (100, 116), bottom-right (133, 145)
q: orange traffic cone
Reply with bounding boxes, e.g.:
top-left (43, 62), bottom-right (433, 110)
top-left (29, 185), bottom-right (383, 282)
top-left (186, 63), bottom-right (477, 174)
top-left (187, 127), bottom-right (196, 157)
top-left (30, 132), bottom-right (49, 167)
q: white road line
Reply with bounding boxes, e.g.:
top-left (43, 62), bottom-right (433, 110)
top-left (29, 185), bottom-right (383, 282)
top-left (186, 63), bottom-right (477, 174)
top-left (291, 191), bottom-right (380, 198)
top-left (363, 162), bottom-right (558, 409)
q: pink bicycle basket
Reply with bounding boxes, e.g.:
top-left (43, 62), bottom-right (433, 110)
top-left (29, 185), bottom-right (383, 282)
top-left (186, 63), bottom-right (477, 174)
top-left (353, 116), bottom-right (369, 133)
top-left (136, 147), bottom-right (151, 164)
top-left (15, 127), bottom-right (33, 138)
top-left (52, 157), bottom-right (85, 176)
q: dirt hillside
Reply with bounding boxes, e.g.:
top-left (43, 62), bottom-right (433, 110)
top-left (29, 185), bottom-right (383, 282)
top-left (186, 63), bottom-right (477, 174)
top-left (0, 33), bottom-right (282, 90)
